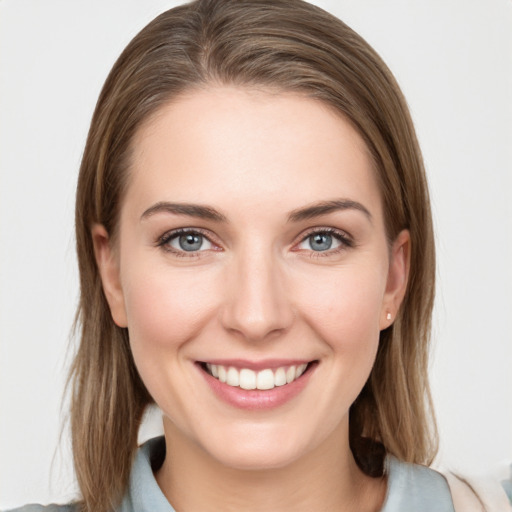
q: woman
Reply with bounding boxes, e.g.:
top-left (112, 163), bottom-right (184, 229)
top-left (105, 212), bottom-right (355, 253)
top-left (5, 0), bottom-right (511, 511)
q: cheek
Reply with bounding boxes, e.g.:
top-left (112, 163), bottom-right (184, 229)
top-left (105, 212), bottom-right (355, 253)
top-left (120, 262), bottom-right (224, 422)
top-left (295, 263), bottom-right (386, 344)
top-left (121, 264), bottom-right (220, 356)
top-left (283, 265), bottom-right (386, 434)
top-left (292, 262), bottom-right (386, 403)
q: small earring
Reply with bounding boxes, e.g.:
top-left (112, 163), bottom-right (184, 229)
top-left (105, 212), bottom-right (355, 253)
top-left (386, 313), bottom-right (392, 321)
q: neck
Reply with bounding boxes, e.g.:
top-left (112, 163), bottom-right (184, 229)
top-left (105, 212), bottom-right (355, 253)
top-left (155, 418), bottom-right (386, 512)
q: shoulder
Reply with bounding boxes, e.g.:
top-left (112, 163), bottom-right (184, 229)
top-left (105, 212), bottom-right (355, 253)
top-left (383, 456), bottom-right (512, 512)
top-left (444, 470), bottom-right (512, 512)
top-left (382, 456), bottom-right (455, 511)
top-left (3, 504), bottom-right (79, 512)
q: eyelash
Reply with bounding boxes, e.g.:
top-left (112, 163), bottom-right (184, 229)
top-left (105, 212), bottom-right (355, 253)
top-left (156, 228), bottom-right (218, 257)
top-left (297, 227), bottom-right (354, 258)
top-left (156, 227), bottom-right (354, 258)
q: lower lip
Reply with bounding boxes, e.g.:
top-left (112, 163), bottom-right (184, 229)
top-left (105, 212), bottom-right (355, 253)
top-left (197, 363), bottom-right (317, 411)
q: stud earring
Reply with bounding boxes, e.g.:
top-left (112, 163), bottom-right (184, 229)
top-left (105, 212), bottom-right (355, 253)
top-left (386, 312), bottom-right (392, 321)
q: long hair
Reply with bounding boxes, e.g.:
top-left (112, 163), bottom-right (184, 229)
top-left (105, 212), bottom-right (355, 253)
top-left (71, 0), bottom-right (437, 509)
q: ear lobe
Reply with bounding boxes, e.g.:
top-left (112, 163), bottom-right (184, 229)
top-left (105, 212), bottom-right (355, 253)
top-left (380, 229), bottom-right (410, 330)
top-left (91, 224), bottom-right (128, 328)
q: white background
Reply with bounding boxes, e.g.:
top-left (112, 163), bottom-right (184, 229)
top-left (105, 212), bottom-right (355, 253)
top-left (1, 0), bottom-right (511, 508)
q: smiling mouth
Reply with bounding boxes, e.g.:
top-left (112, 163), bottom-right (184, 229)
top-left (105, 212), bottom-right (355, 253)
top-left (200, 362), bottom-right (315, 390)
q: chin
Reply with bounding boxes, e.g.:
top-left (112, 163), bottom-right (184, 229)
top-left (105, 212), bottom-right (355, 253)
top-left (212, 444), bottom-right (303, 472)
top-left (198, 422), bottom-right (316, 472)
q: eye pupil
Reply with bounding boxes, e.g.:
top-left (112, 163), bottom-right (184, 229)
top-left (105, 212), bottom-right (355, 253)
top-left (309, 233), bottom-right (332, 251)
top-left (179, 233), bottom-right (203, 251)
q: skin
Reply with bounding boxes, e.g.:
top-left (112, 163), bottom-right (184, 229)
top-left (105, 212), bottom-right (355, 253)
top-left (93, 87), bottom-right (410, 512)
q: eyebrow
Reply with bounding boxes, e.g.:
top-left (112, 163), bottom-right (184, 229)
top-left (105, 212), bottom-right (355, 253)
top-left (140, 198), bottom-right (372, 224)
top-left (140, 202), bottom-right (227, 222)
top-left (287, 199), bottom-right (372, 223)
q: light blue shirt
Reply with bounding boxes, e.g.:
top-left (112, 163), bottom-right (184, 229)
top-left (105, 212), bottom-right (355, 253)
top-left (4, 436), bottom-right (473, 511)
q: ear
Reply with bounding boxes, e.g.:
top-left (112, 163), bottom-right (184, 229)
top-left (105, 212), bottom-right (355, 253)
top-left (380, 229), bottom-right (410, 330)
top-left (91, 224), bottom-right (128, 328)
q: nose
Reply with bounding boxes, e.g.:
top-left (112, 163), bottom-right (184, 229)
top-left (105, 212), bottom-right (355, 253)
top-left (220, 247), bottom-right (294, 342)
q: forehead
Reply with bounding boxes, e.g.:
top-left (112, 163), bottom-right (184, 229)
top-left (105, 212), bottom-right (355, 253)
top-left (125, 86), bottom-right (382, 220)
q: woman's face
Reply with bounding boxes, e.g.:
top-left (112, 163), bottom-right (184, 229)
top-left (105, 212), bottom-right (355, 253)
top-left (94, 87), bottom-right (408, 471)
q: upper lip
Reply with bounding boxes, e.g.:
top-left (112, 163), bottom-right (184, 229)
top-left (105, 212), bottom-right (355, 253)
top-left (198, 359), bottom-right (315, 371)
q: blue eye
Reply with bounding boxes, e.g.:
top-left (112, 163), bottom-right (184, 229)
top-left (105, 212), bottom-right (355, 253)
top-left (296, 230), bottom-right (349, 253)
top-left (308, 233), bottom-right (334, 251)
top-left (161, 230), bottom-right (213, 253)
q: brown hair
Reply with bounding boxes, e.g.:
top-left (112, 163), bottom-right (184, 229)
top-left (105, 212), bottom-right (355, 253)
top-left (71, 0), bottom-right (437, 509)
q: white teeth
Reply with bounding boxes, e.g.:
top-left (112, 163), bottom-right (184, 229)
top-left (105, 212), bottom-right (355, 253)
top-left (256, 369), bottom-right (275, 390)
top-left (296, 363), bottom-right (307, 378)
top-left (286, 366), bottom-right (296, 384)
top-left (226, 367), bottom-right (239, 387)
top-left (239, 368), bottom-right (257, 390)
top-left (274, 367), bottom-right (287, 386)
top-left (205, 363), bottom-right (310, 389)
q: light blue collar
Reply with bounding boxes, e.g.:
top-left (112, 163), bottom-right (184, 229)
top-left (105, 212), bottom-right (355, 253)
top-left (119, 436), bottom-right (455, 512)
